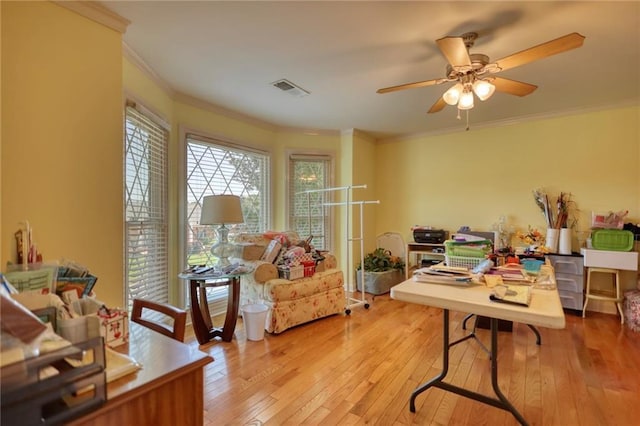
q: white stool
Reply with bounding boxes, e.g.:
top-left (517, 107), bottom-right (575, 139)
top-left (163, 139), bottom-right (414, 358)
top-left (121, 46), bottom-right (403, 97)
top-left (582, 267), bottom-right (624, 324)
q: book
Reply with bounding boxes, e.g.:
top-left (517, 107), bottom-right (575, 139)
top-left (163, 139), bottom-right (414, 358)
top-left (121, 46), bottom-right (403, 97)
top-left (489, 284), bottom-right (531, 307)
top-left (413, 267), bottom-right (472, 285)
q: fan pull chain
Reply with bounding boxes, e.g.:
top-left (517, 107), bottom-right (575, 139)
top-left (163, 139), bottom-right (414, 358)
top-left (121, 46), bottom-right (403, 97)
top-left (456, 108), bottom-right (470, 131)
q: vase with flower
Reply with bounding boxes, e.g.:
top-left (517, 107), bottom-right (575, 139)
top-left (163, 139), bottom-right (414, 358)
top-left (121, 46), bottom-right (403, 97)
top-left (516, 226), bottom-right (549, 255)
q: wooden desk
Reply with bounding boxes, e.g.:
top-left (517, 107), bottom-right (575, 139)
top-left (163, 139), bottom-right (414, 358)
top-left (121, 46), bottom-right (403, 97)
top-left (67, 323), bottom-right (213, 426)
top-left (391, 277), bottom-right (565, 426)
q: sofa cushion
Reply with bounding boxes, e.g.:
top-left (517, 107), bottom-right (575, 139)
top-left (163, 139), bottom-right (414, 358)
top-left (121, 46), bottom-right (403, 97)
top-left (253, 262), bottom-right (278, 283)
top-left (267, 286), bottom-right (344, 334)
top-left (235, 231), bottom-right (301, 248)
top-left (234, 243), bottom-right (266, 261)
top-left (262, 269), bottom-right (344, 302)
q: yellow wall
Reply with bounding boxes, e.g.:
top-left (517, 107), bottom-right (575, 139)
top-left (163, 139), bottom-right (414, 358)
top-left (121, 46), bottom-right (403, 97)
top-left (375, 107), bottom-right (639, 245)
top-left (1, 1), bottom-right (125, 307)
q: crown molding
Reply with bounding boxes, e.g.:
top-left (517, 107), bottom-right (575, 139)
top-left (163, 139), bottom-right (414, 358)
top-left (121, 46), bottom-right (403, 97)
top-left (123, 42), bottom-right (175, 98)
top-left (173, 92), bottom-right (280, 134)
top-left (379, 100), bottom-right (640, 143)
top-left (52, 1), bottom-right (130, 33)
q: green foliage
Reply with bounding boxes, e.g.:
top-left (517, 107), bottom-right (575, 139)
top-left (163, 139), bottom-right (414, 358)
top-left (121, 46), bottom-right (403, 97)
top-left (357, 248), bottom-right (405, 272)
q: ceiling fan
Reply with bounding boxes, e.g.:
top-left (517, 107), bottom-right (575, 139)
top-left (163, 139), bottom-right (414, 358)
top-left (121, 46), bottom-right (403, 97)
top-left (377, 32), bottom-right (585, 114)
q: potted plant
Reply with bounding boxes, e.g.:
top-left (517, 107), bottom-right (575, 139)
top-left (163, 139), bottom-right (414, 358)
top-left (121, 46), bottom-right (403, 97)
top-left (356, 248), bottom-right (405, 295)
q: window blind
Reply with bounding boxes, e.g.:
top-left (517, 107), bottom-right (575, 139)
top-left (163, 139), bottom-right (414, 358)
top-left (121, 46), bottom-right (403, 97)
top-left (124, 105), bottom-right (169, 312)
top-left (288, 154), bottom-right (333, 251)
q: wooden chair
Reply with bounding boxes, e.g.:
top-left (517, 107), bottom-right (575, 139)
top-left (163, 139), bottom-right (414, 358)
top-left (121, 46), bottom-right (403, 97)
top-left (131, 299), bottom-right (187, 342)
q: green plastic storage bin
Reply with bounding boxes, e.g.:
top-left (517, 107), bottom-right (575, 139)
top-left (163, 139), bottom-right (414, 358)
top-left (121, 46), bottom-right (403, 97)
top-left (591, 229), bottom-right (634, 251)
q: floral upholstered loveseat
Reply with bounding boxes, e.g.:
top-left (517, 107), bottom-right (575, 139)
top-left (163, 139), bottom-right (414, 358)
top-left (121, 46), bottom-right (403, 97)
top-left (232, 231), bottom-right (345, 334)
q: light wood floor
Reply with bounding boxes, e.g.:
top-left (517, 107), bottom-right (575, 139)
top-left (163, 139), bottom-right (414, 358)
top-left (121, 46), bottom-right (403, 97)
top-left (185, 293), bottom-right (640, 426)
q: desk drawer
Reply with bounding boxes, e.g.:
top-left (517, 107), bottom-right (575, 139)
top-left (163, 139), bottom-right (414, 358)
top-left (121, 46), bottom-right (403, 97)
top-left (548, 255), bottom-right (583, 276)
top-left (559, 290), bottom-right (583, 310)
top-left (555, 272), bottom-right (584, 293)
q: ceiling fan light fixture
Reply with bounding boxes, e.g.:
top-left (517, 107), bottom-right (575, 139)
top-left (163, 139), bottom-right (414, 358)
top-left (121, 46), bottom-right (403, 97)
top-left (473, 79), bottom-right (495, 101)
top-left (442, 83), bottom-right (463, 106)
top-left (458, 90), bottom-right (474, 110)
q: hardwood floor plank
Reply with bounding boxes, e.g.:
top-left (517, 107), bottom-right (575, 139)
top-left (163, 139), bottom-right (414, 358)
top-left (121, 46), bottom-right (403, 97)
top-left (186, 293), bottom-right (640, 426)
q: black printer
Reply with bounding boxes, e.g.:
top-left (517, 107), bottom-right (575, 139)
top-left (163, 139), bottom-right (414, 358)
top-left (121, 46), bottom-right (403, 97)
top-left (412, 228), bottom-right (448, 244)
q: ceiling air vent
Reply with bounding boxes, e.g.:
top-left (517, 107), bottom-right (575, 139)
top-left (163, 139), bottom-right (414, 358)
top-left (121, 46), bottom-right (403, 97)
top-left (271, 79), bottom-right (310, 97)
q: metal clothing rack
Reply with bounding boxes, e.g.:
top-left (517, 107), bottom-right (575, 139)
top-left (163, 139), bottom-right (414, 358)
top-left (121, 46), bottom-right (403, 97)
top-left (301, 184), bottom-right (378, 314)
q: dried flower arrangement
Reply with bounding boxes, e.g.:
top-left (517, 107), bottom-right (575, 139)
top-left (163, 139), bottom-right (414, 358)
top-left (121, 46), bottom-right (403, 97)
top-left (532, 189), bottom-right (579, 229)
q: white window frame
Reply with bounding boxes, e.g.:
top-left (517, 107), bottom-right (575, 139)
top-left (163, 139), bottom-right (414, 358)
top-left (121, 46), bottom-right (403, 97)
top-left (124, 101), bottom-right (170, 313)
top-left (179, 129), bottom-right (271, 313)
top-left (285, 151), bottom-right (335, 252)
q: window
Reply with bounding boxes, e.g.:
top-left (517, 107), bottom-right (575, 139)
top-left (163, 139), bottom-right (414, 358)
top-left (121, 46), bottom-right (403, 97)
top-left (124, 103), bottom-right (169, 312)
top-left (184, 133), bottom-right (270, 312)
top-left (288, 154), bottom-right (333, 250)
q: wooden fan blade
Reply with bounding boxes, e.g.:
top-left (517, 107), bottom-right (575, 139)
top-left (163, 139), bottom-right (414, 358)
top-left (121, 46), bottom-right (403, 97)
top-left (428, 97), bottom-right (447, 114)
top-left (493, 32), bottom-right (585, 72)
top-left (436, 36), bottom-right (472, 68)
top-left (491, 77), bottom-right (537, 97)
top-left (377, 78), bottom-right (445, 94)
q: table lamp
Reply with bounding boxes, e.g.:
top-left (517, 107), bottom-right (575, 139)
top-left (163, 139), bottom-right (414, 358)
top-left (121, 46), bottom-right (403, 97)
top-left (200, 194), bottom-right (244, 270)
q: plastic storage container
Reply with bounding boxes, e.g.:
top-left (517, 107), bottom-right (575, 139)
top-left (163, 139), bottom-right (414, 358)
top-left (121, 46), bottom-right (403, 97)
top-left (1, 337), bottom-right (106, 424)
top-left (444, 239), bottom-right (493, 257)
top-left (591, 229), bottom-right (634, 251)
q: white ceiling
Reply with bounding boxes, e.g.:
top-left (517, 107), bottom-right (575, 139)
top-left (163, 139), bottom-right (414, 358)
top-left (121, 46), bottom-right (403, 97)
top-left (102, 1), bottom-right (640, 139)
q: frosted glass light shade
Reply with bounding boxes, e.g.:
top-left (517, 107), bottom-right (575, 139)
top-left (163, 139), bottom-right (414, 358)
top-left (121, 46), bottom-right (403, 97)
top-left (458, 90), bottom-right (475, 110)
top-left (442, 83), bottom-right (463, 106)
top-left (472, 79), bottom-right (495, 101)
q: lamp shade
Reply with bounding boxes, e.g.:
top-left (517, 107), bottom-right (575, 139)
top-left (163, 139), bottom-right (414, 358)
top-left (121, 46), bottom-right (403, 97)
top-left (200, 195), bottom-right (244, 225)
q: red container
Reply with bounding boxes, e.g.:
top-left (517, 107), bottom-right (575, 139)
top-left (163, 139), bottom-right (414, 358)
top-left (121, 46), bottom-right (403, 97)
top-left (301, 261), bottom-right (316, 277)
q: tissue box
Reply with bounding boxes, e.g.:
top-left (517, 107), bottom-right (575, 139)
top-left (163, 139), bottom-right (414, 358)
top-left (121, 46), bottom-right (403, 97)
top-left (57, 298), bottom-right (128, 348)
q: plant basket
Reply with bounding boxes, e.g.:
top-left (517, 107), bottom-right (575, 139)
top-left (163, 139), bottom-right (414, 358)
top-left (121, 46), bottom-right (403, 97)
top-left (355, 269), bottom-right (404, 295)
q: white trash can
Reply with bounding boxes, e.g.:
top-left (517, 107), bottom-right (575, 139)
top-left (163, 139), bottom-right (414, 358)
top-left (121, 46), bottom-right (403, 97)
top-left (241, 304), bottom-right (268, 341)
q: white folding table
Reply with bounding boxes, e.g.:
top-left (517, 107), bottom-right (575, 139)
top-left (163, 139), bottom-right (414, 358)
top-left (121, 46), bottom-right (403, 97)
top-left (391, 277), bottom-right (565, 426)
